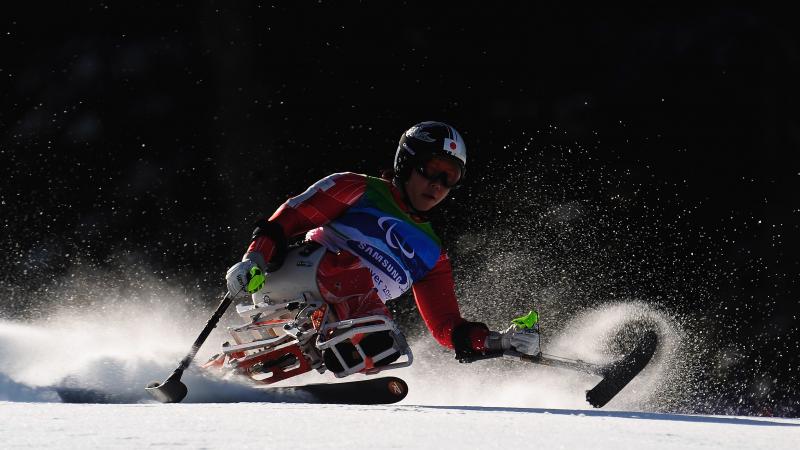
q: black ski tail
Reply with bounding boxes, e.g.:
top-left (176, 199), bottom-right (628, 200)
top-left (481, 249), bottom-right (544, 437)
top-left (585, 330), bottom-right (658, 408)
top-left (273, 376), bottom-right (408, 405)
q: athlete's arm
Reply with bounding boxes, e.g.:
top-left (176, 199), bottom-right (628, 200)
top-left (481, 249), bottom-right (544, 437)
top-left (412, 251), bottom-right (489, 352)
top-left (245, 172), bottom-right (367, 264)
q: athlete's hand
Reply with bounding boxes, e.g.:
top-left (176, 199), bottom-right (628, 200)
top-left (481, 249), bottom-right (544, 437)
top-left (225, 259), bottom-right (265, 298)
top-left (485, 325), bottom-right (541, 356)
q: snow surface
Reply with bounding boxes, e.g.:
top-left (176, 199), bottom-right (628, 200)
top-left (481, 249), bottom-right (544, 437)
top-left (2, 402), bottom-right (798, 449)
top-left (2, 299), bottom-right (798, 449)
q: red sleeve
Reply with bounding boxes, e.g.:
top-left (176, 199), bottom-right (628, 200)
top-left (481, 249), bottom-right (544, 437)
top-left (408, 252), bottom-right (460, 348)
top-left (246, 172), bottom-right (366, 260)
top-left (413, 251), bottom-right (490, 351)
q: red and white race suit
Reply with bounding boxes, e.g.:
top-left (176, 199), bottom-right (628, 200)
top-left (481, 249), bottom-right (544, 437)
top-left (246, 172), bottom-right (489, 353)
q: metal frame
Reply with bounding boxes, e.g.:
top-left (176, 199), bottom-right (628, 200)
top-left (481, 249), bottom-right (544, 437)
top-left (208, 293), bottom-right (412, 383)
top-left (316, 315), bottom-right (413, 377)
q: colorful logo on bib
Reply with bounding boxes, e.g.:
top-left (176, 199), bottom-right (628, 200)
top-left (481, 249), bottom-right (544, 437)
top-left (346, 240), bottom-right (408, 286)
top-left (378, 216), bottom-right (415, 259)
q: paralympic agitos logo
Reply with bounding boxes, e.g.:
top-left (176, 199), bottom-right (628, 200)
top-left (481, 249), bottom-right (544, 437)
top-left (377, 217), bottom-right (416, 259)
top-left (343, 216), bottom-right (417, 287)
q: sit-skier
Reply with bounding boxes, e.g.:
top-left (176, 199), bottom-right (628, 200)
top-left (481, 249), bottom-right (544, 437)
top-left (225, 121), bottom-right (541, 374)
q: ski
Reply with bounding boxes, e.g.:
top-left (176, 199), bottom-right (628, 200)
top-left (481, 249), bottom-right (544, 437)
top-left (59, 376), bottom-right (408, 405)
top-left (265, 376), bottom-right (408, 405)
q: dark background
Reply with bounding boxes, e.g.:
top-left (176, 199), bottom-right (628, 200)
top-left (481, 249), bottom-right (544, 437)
top-left (2, 2), bottom-right (798, 415)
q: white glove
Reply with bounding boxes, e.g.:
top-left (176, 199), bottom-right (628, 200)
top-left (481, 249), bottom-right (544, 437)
top-left (225, 254), bottom-right (266, 298)
top-left (485, 325), bottom-right (541, 356)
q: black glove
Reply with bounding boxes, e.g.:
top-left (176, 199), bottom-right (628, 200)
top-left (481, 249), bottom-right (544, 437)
top-left (251, 219), bottom-right (288, 272)
top-left (451, 321), bottom-right (490, 363)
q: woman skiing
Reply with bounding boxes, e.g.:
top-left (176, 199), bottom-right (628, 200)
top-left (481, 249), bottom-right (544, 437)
top-left (225, 121), bottom-right (540, 374)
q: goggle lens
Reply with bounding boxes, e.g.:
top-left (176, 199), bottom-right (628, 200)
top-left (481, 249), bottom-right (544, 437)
top-left (416, 158), bottom-right (462, 188)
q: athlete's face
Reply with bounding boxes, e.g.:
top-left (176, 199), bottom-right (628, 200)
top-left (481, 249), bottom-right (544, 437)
top-left (404, 169), bottom-right (451, 212)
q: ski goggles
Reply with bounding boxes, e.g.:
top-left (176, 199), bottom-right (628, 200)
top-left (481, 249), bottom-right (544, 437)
top-left (415, 157), bottom-right (463, 188)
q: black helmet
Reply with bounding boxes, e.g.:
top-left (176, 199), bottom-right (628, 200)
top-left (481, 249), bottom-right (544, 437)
top-left (394, 121), bottom-right (467, 185)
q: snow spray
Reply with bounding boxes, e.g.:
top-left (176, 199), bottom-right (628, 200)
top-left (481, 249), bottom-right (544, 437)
top-left (0, 275), bottom-right (315, 403)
